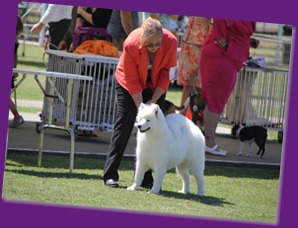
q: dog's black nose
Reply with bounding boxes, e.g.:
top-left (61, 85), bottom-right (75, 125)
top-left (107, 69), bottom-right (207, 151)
top-left (137, 125), bottom-right (142, 129)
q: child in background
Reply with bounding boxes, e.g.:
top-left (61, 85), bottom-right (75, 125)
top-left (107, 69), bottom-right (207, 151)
top-left (9, 16), bottom-right (24, 128)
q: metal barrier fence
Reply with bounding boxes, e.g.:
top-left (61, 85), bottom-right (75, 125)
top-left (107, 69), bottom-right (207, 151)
top-left (75, 56), bottom-right (118, 132)
top-left (43, 50), bottom-right (118, 135)
top-left (222, 66), bottom-right (288, 140)
top-left (13, 67), bottom-right (92, 173)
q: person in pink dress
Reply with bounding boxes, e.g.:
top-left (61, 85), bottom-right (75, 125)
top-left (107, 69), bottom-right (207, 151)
top-left (177, 17), bottom-right (213, 116)
top-left (200, 19), bottom-right (257, 156)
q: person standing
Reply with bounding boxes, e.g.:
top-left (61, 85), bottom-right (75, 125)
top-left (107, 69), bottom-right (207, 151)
top-left (107, 10), bottom-right (140, 51)
top-left (10, 16), bottom-right (24, 128)
top-left (103, 17), bottom-right (178, 188)
top-left (75, 7), bottom-right (112, 29)
top-left (57, 6), bottom-right (78, 51)
top-left (31, 4), bottom-right (72, 49)
top-left (149, 13), bottom-right (178, 37)
top-left (177, 17), bottom-right (213, 116)
top-left (200, 19), bottom-right (257, 156)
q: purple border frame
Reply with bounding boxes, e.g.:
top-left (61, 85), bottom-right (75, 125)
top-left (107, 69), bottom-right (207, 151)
top-left (1, 0), bottom-right (297, 227)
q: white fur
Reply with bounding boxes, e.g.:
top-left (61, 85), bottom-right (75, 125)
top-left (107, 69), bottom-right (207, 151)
top-left (238, 141), bottom-right (254, 157)
top-left (127, 103), bottom-right (205, 196)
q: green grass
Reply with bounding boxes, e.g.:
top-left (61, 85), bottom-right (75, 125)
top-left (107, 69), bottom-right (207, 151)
top-left (166, 84), bottom-right (183, 105)
top-left (13, 43), bottom-right (46, 101)
top-left (2, 151), bottom-right (280, 223)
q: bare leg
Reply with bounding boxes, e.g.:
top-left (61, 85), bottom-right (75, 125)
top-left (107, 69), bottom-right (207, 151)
top-left (10, 99), bottom-right (21, 118)
top-left (203, 106), bottom-right (220, 148)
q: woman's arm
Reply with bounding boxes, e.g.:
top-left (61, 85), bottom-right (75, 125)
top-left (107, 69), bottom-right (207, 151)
top-left (77, 7), bottom-right (94, 25)
top-left (131, 92), bottom-right (143, 108)
top-left (75, 17), bottom-right (83, 30)
top-left (120, 11), bottom-right (133, 36)
top-left (149, 86), bottom-right (165, 104)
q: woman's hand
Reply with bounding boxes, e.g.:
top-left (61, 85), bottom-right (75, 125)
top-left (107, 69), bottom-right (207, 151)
top-left (77, 7), bottom-right (86, 15)
top-left (250, 38), bottom-right (260, 49)
top-left (30, 22), bottom-right (44, 34)
top-left (216, 38), bottom-right (228, 48)
top-left (58, 41), bottom-right (67, 50)
top-left (146, 99), bottom-right (156, 105)
top-left (76, 7), bottom-right (94, 26)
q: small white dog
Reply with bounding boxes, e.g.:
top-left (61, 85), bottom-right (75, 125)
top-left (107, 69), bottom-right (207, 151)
top-left (127, 103), bottom-right (205, 196)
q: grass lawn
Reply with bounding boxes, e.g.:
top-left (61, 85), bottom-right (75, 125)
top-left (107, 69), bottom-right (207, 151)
top-left (5, 44), bottom-right (281, 222)
top-left (13, 42), bottom-right (46, 101)
top-left (2, 151), bottom-right (280, 223)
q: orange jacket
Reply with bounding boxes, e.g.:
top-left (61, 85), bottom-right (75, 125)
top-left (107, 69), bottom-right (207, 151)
top-left (74, 40), bottom-right (119, 58)
top-left (115, 28), bottom-right (178, 95)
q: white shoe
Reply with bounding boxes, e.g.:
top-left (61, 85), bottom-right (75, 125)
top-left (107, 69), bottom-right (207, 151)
top-left (205, 145), bottom-right (228, 157)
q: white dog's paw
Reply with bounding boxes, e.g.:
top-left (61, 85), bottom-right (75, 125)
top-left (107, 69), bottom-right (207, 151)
top-left (148, 187), bottom-right (161, 195)
top-left (197, 187), bottom-right (205, 196)
top-left (179, 189), bottom-right (190, 194)
top-left (197, 191), bottom-right (205, 196)
top-left (148, 190), bottom-right (160, 195)
top-left (127, 184), bottom-right (138, 191)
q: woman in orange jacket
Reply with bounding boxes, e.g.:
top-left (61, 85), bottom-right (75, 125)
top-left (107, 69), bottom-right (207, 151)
top-left (103, 17), bottom-right (178, 188)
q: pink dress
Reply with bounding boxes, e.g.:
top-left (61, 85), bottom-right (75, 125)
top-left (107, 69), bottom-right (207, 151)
top-left (200, 19), bottom-right (255, 114)
top-left (177, 17), bottom-right (213, 88)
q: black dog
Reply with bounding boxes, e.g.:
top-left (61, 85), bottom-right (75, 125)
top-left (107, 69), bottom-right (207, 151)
top-left (231, 124), bottom-right (268, 158)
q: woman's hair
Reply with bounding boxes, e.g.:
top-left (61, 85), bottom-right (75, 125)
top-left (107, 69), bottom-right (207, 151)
top-left (16, 16), bottom-right (24, 35)
top-left (139, 17), bottom-right (163, 48)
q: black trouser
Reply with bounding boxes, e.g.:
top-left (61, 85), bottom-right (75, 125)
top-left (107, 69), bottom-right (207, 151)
top-left (48, 19), bottom-right (71, 50)
top-left (103, 81), bottom-right (166, 182)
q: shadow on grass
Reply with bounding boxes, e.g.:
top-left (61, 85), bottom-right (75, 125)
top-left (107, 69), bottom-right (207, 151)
top-left (160, 190), bottom-right (232, 207)
top-left (117, 185), bottom-right (232, 206)
top-left (5, 168), bottom-right (102, 180)
top-left (121, 163), bottom-right (280, 180)
top-left (204, 165), bottom-right (280, 180)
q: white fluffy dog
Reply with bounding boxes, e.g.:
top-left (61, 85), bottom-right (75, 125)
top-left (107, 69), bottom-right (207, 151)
top-left (127, 103), bottom-right (205, 196)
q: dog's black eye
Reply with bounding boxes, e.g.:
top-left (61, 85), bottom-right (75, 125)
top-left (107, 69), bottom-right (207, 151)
top-left (146, 119), bottom-right (150, 122)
